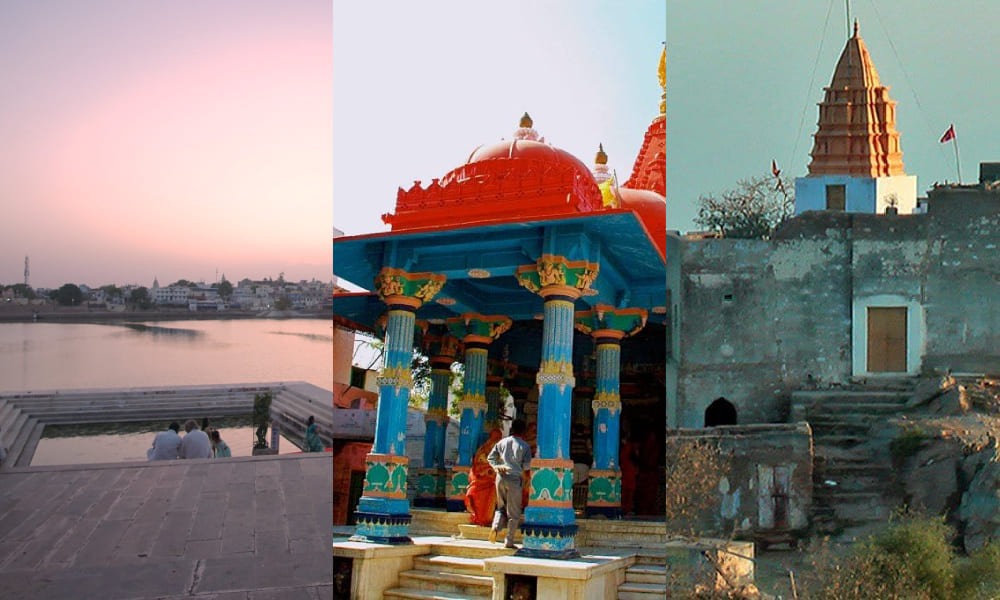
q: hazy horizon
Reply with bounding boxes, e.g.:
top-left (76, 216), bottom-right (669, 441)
top-left (0, 1), bottom-right (332, 290)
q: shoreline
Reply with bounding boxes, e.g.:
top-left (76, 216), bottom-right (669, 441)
top-left (0, 306), bottom-right (331, 324)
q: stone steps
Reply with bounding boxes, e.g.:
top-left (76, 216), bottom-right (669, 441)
top-left (384, 553), bottom-right (495, 600)
top-left (5, 417), bottom-right (37, 468)
top-left (14, 422), bottom-right (45, 467)
top-left (799, 382), bottom-right (917, 538)
top-left (618, 581), bottom-right (668, 599)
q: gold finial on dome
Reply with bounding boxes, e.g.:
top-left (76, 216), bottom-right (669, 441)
top-left (519, 112), bottom-right (533, 128)
top-left (595, 143), bottom-right (608, 165)
top-left (853, 18), bottom-right (859, 38)
top-left (658, 44), bottom-right (666, 115)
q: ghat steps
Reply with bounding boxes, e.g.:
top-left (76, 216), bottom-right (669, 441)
top-left (792, 382), bottom-right (914, 539)
top-left (384, 542), bottom-right (513, 600)
top-left (617, 553), bottom-right (668, 599)
top-left (0, 382), bottom-right (332, 468)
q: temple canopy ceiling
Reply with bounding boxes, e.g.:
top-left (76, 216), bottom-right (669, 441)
top-left (331, 211), bottom-right (666, 333)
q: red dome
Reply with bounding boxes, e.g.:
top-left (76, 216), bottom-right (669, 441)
top-left (618, 187), bottom-right (666, 260)
top-left (453, 138), bottom-right (598, 188)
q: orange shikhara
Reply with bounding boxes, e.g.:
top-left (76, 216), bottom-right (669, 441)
top-left (807, 21), bottom-right (906, 178)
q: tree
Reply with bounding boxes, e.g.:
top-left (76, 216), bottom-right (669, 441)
top-left (216, 279), bottom-right (233, 300)
top-left (130, 286), bottom-right (152, 309)
top-left (3, 283), bottom-right (35, 300)
top-left (55, 283), bottom-right (83, 306)
top-left (169, 279), bottom-right (196, 288)
top-left (99, 284), bottom-right (121, 299)
top-left (695, 174), bottom-right (794, 239)
top-left (274, 295), bottom-right (291, 310)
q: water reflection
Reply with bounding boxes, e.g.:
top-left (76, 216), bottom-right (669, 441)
top-left (268, 330), bottom-right (333, 343)
top-left (120, 323), bottom-right (204, 339)
top-left (33, 415), bottom-right (303, 465)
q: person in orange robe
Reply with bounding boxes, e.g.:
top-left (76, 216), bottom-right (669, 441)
top-left (465, 428), bottom-right (503, 526)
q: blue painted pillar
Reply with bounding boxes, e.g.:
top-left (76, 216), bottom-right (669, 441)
top-left (414, 329), bottom-right (460, 509)
top-left (351, 268), bottom-right (444, 544)
top-left (573, 306), bottom-right (647, 519)
top-left (515, 255), bottom-right (599, 559)
top-left (444, 314), bottom-right (512, 511)
top-left (587, 333), bottom-right (623, 518)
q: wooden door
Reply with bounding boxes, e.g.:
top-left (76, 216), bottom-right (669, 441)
top-left (867, 307), bottom-right (907, 372)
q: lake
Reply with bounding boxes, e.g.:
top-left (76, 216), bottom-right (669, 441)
top-left (0, 318), bottom-right (331, 392)
top-left (0, 318), bottom-right (332, 465)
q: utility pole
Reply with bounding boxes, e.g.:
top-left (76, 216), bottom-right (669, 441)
top-left (24, 256), bottom-right (29, 287)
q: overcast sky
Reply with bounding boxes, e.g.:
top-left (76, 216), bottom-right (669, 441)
top-left (0, 1), bottom-right (332, 289)
top-left (668, 1), bottom-right (1000, 229)
top-left (332, 1), bottom-right (667, 245)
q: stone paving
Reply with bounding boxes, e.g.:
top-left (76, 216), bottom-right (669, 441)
top-left (0, 453), bottom-right (332, 599)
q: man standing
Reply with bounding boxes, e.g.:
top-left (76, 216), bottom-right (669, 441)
top-left (180, 420), bottom-right (213, 459)
top-left (147, 422), bottom-right (182, 461)
top-left (487, 419), bottom-right (532, 549)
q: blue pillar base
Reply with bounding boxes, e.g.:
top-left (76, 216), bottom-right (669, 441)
top-left (351, 511), bottom-right (412, 545)
top-left (413, 497), bottom-right (447, 509)
top-left (516, 522), bottom-right (579, 560)
top-left (585, 506), bottom-right (622, 520)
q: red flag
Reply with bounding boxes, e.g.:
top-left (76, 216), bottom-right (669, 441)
top-left (940, 124), bottom-right (956, 143)
top-left (771, 159), bottom-right (781, 177)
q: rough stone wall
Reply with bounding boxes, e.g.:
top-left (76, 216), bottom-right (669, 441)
top-left (924, 189), bottom-right (1000, 371)
top-left (670, 424), bottom-right (812, 537)
top-left (676, 219), bottom-right (853, 426)
top-left (672, 193), bottom-right (1000, 426)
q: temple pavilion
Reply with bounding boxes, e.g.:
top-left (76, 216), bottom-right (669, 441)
top-left (331, 48), bottom-right (667, 560)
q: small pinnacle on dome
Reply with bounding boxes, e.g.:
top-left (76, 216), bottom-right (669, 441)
top-left (853, 19), bottom-right (859, 38)
top-left (519, 112), bottom-right (533, 128)
top-left (595, 143), bottom-right (608, 165)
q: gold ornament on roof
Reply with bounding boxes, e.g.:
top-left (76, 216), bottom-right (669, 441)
top-left (658, 45), bottom-right (667, 115)
top-left (595, 143), bottom-right (608, 165)
top-left (519, 112), bottom-right (533, 128)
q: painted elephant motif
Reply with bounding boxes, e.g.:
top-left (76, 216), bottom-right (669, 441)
top-left (364, 462), bottom-right (390, 492)
top-left (588, 476), bottom-right (616, 503)
top-left (531, 468), bottom-right (563, 501)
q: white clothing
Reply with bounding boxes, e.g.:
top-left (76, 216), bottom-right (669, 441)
top-left (148, 430), bottom-right (182, 461)
top-left (180, 429), bottom-right (213, 459)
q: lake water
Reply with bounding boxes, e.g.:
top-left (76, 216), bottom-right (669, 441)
top-left (0, 318), bottom-right (331, 465)
top-left (31, 416), bottom-right (302, 466)
top-left (0, 318), bottom-right (331, 392)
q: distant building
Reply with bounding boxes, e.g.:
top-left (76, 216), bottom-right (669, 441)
top-left (794, 21), bottom-right (917, 216)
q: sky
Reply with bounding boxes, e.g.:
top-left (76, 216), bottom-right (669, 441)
top-left (332, 0), bottom-right (668, 265)
top-left (0, 1), bottom-right (332, 290)
top-left (669, 1), bottom-right (1000, 229)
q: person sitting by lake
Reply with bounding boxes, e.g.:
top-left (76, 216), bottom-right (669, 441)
top-left (305, 416), bottom-right (324, 452)
top-left (211, 430), bottom-right (231, 458)
top-left (147, 422), bottom-right (182, 461)
top-left (180, 420), bottom-right (213, 459)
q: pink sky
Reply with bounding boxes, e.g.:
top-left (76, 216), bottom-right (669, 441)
top-left (0, 1), bottom-right (331, 289)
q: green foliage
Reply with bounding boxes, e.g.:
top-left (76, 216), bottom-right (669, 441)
top-left (99, 284), bottom-right (121, 299)
top-left (273, 296), bottom-right (292, 310)
top-left (449, 362), bottom-right (465, 417)
top-left (807, 516), bottom-right (1000, 600)
top-left (890, 427), bottom-right (930, 465)
top-left (3, 283), bottom-right (36, 299)
top-left (695, 174), bottom-right (794, 239)
top-left (55, 283), bottom-right (83, 306)
top-left (408, 350), bottom-right (431, 409)
top-left (253, 391), bottom-right (272, 449)
top-left (169, 279), bottom-right (196, 288)
top-left (216, 279), bottom-right (233, 300)
top-left (129, 286), bottom-right (152, 309)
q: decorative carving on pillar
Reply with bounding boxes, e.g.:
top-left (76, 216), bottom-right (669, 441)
top-left (374, 267), bottom-right (446, 306)
top-left (516, 255), bottom-right (599, 298)
top-left (352, 268), bottom-right (446, 544)
top-left (444, 313), bottom-right (512, 511)
top-left (573, 305), bottom-right (647, 520)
